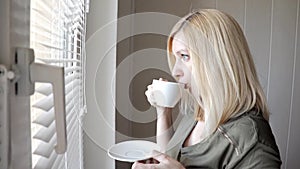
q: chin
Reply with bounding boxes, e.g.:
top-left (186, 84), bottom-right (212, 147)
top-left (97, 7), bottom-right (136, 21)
top-left (184, 85), bottom-right (192, 94)
top-left (184, 83), bottom-right (191, 90)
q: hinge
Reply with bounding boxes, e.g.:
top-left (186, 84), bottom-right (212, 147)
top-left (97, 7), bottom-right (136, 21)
top-left (13, 47), bottom-right (35, 95)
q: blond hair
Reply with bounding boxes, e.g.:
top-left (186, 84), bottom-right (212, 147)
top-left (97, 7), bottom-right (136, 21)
top-left (167, 9), bottom-right (269, 138)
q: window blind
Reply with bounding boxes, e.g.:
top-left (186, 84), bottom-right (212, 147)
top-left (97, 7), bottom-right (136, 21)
top-left (30, 0), bottom-right (87, 168)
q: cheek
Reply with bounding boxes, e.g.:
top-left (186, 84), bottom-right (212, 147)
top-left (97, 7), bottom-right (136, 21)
top-left (182, 65), bottom-right (192, 84)
top-left (185, 63), bottom-right (193, 83)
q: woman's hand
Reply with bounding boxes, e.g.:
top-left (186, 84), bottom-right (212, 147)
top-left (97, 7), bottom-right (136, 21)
top-left (132, 151), bottom-right (185, 169)
top-left (145, 81), bottom-right (162, 108)
top-left (145, 78), bottom-right (171, 116)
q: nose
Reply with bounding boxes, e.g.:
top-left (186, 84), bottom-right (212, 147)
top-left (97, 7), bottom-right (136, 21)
top-left (172, 59), bottom-right (183, 79)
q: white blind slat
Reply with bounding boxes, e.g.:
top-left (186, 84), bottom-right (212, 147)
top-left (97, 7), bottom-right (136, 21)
top-left (33, 134), bottom-right (56, 158)
top-left (36, 41), bottom-right (65, 52)
top-left (31, 8), bottom-right (52, 26)
top-left (65, 66), bottom-right (81, 74)
top-left (33, 92), bottom-right (80, 158)
top-left (66, 79), bottom-right (80, 92)
top-left (51, 155), bottom-right (64, 169)
top-left (31, 27), bottom-right (65, 43)
top-left (65, 73), bottom-right (81, 84)
top-left (38, 58), bottom-right (81, 64)
top-left (32, 94), bottom-right (53, 111)
top-left (34, 0), bottom-right (54, 17)
top-left (35, 83), bottom-right (52, 96)
top-left (34, 151), bottom-right (59, 169)
top-left (32, 76), bottom-right (81, 109)
top-left (33, 91), bottom-right (78, 127)
top-left (33, 82), bottom-right (81, 127)
top-left (33, 122), bottom-right (55, 142)
top-left (66, 93), bottom-right (80, 113)
top-left (33, 108), bottom-right (54, 127)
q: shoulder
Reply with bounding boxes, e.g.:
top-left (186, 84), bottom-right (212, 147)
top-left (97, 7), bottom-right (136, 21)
top-left (220, 110), bottom-right (281, 167)
top-left (220, 110), bottom-right (279, 154)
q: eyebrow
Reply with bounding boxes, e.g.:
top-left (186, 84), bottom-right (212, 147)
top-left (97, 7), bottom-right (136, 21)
top-left (175, 49), bottom-right (189, 55)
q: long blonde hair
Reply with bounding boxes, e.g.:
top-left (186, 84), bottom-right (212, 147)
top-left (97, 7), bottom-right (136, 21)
top-left (167, 9), bottom-right (269, 138)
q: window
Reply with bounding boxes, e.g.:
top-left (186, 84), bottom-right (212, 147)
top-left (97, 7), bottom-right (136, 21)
top-left (30, 0), bottom-right (87, 168)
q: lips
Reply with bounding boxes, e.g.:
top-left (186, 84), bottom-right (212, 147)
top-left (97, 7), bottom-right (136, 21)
top-left (179, 83), bottom-right (189, 89)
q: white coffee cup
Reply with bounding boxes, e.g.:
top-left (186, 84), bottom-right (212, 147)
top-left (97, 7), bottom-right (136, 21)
top-left (152, 79), bottom-right (184, 108)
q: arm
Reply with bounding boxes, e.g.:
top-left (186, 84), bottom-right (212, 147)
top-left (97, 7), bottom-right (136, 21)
top-left (145, 82), bottom-right (175, 151)
top-left (232, 143), bottom-right (281, 169)
top-left (156, 107), bottom-right (174, 152)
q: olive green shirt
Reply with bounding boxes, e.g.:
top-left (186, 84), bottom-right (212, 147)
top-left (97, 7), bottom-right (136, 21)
top-left (166, 110), bottom-right (282, 169)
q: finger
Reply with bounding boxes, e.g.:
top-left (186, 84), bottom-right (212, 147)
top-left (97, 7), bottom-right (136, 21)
top-left (132, 162), bottom-right (158, 169)
top-left (145, 159), bottom-right (152, 164)
top-left (145, 90), bottom-right (149, 97)
top-left (145, 86), bottom-right (153, 97)
top-left (145, 90), bottom-right (154, 100)
top-left (131, 161), bottom-right (139, 169)
top-left (132, 161), bottom-right (148, 169)
top-left (151, 150), bottom-right (168, 163)
top-left (145, 90), bottom-right (158, 106)
top-left (132, 162), bottom-right (152, 169)
top-left (136, 158), bottom-right (157, 164)
top-left (151, 158), bottom-right (159, 164)
top-left (147, 84), bottom-right (153, 90)
top-left (159, 78), bottom-right (168, 82)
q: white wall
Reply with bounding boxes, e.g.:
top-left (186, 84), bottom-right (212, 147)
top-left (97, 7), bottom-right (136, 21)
top-left (83, 0), bottom-right (117, 168)
top-left (190, 0), bottom-right (300, 168)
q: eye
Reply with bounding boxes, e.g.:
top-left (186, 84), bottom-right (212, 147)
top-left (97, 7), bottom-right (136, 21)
top-left (181, 54), bottom-right (190, 62)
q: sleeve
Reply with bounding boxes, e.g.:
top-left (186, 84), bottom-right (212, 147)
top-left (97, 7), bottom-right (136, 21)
top-left (223, 114), bottom-right (282, 169)
top-left (232, 142), bottom-right (282, 169)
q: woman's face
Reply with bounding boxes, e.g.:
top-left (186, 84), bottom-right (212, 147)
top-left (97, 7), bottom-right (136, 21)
top-left (171, 32), bottom-right (193, 91)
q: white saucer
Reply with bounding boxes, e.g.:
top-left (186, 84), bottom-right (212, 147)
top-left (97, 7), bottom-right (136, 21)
top-left (107, 140), bottom-right (160, 162)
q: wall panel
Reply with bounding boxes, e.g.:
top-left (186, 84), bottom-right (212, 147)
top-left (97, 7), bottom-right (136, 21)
top-left (190, 0), bottom-right (216, 9)
top-left (216, 0), bottom-right (245, 29)
top-left (286, 1), bottom-right (300, 168)
top-left (244, 0), bottom-right (272, 93)
top-left (267, 0), bottom-right (298, 167)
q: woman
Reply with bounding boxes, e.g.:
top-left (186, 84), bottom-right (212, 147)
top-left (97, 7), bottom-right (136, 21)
top-left (132, 9), bottom-right (281, 169)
